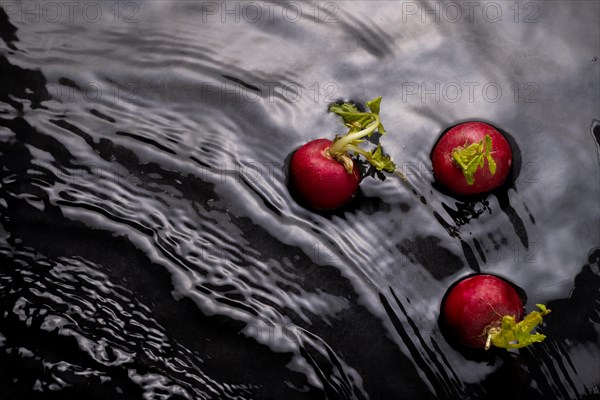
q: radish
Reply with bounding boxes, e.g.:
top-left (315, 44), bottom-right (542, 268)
top-left (289, 97), bottom-right (400, 210)
top-left (441, 274), bottom-right (550, 350)
top-left (431, 122), bottom-right (513, 196)
top-left (289, 138), bottom-right (361, 210)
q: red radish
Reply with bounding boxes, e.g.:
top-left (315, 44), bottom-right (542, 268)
top-left (431, 122), bottom-right (513, 196)
top-left (289, 139), bottom-right (360, 210)
top-left (441, 274), bottom-right (550, 350)
top-left (289, 97), bottom-right (399, 210)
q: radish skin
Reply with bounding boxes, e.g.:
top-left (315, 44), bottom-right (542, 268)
top-left (289, 139), bottom-right (360, 210)
top-left (431, 122), bottom-right (513, 196)
top-left (441, 274), bottom-right (550, 350)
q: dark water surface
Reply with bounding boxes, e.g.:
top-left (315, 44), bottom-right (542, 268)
top-left (1, 1), bottom-right (599, 399)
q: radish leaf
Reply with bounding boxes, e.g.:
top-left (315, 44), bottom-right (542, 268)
top-left (328, 97), bottom-right (396, 175)
top-left (452, 134), bottom-right (497, 185)
top-left (487, 304), bottom-right (551, 350)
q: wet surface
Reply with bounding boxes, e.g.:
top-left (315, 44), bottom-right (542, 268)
top-left (1, 1), bottom-right (599, 399)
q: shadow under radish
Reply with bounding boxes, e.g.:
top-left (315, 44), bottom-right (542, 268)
top-left (427, 120), bottom-right (533, 270)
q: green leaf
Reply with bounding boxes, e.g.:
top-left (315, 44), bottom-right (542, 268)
top-left (366, 97), bottom-right (381, 115)
top-left (329, 103), bottom-right (364, 124)
top-left (452, 143), bottom-right (482, 185)
top-left (329, 102), bottom-right (358, 114)
top-left (327, 97), bottom-right (398, 177)
top-left (366, 96), bottom-right (385, 134)
top-left (451, 134), bottom-right (497, 185)
top-left (489, 304), bottom-right (551, 350)
top-left (484, 135), bottom-right (497, 175)
top-left (367, 144), bottom-right (396, 173)
top-left (329, 97), bottom-right (385, 135)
